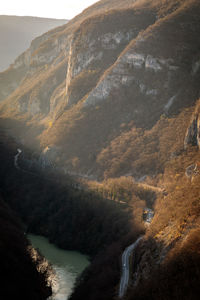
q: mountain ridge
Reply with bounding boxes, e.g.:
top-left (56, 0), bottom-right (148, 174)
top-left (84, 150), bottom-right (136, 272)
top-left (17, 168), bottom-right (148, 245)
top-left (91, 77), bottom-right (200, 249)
top-left (0, 15), bottom-right (67, 71)
top-left (1, 0), bottom-right (199, 181)
top-left (1, 1), bottom-right (200, 300)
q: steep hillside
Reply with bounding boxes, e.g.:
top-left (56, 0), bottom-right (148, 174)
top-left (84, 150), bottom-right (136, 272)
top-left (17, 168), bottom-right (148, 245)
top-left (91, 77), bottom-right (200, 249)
top-left (0, 131), bottom-right (145, 300)
top-left (123, 145), bottom-right (200, 300)
top-left (0, 15), bottom-right (67, 71)
top-left (1, 1), bottom-right (200, 299)
top-left (0, 0), bottom-right (199, 181)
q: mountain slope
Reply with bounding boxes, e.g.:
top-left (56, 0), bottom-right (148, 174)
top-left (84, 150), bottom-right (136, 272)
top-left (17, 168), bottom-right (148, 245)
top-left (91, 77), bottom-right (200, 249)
top-left (1, 1), bottom-right (200, 300)
top-left (0, 15), bottom-right (67, 71)
top-left (1, 0), bottom-right (199, 181)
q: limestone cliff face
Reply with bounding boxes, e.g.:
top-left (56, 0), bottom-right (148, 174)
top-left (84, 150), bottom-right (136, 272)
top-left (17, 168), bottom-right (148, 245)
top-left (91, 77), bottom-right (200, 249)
top-left (64, 8), bottom-right (156, 108)
top-left (0, 0), bottom-right (200, 176)
top-left (184, 101), bottom-right (200, 149)
top-left (83, 3), bottom-right (200, 129)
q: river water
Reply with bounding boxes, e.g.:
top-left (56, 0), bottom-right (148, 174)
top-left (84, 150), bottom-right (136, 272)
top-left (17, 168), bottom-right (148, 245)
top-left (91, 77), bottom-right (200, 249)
top-left (29, 234), bottom-right (89, 300)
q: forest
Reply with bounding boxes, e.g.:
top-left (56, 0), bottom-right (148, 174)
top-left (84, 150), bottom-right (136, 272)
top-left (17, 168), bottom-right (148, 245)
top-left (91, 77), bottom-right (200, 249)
top-left (1, 130), bottom-right (200, 300)
top-left (0, 134), bottom-right (145, 299)
top-left (0, 0), bottom-right (200, 299)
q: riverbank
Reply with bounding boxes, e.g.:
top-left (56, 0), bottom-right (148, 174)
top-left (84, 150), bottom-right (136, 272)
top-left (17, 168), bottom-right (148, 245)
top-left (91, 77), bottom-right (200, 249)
top-left (29, 235), bottom-right (89, 300)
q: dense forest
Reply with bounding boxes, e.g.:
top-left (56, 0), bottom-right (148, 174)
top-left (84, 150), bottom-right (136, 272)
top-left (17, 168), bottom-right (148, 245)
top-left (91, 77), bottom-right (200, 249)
top-left (2, 131), bottom-right (200, 300)
top-left (0, 135), bottom-right (146, 299)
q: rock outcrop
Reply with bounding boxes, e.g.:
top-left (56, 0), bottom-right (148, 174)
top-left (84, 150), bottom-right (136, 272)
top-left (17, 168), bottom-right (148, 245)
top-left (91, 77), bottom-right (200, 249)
top-left (184, 101), bottom-right (200, 149)
top-left (0, 0), bottom-right (200, 178)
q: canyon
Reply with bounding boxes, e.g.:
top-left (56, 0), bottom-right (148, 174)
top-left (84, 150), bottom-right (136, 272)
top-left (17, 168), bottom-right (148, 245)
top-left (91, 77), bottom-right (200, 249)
top-left (0, 0), bottom-right (200, 299)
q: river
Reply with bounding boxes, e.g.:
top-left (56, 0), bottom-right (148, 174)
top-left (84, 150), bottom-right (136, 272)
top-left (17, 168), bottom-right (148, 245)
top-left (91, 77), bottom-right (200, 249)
top-left (29, 234), bottom-right (89, 300)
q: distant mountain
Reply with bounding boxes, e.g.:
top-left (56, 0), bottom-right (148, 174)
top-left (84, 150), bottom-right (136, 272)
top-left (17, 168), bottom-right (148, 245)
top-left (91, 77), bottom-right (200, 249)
top-left (0, 15), bottom-right (67, 71)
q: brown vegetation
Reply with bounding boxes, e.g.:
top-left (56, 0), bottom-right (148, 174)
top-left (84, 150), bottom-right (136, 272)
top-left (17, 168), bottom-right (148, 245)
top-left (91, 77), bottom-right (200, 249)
top-left (123, 142), bottom-right (200, 300)
top-left (97, 106), bottom-right (193, 179)
top-left (127, 228), bottom-right (200, 300)
top-left (0, 1), bottom-right (200, 299)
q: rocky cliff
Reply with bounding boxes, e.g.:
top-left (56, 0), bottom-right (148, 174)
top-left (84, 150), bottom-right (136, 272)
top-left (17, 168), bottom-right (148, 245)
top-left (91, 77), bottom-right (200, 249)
top-left (1, 1), bottom-right (200, 299)
top-left (0, 0), bottom-right (200, 179)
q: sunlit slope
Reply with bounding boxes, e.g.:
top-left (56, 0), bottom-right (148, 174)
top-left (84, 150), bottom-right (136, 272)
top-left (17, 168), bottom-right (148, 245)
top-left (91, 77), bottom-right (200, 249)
top-left (0, 0), bottom-right (199, 179)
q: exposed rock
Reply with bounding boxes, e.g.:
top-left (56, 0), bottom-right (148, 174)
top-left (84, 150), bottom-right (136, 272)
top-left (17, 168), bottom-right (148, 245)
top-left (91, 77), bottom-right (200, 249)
top-left (98, 31), bottom-right (132, 50)
top-left (145, 55), bottom-right (162, 72)
top-left (192, 59), bottom-right (200, 75)
top-left (0, 0), bottom-right (200, 178)
top-left (184, 102), bottom-right (200, 149)
top-left (184, 116), bottom-right (198, 148)
top-left (139, 83), bottom-right (146, 94)
top-left (185, 163), bottom-right (197, 178)
top-left (164, 95), bottom-right (177, 113)
top-left (122, 52), bottom-right (145, 68)
top-left (29, 98), bottom-right (41, 115)
top-left (146, 89), bottom-right (158, 96)
top-left (65, 29), bottom-right (136, 106)
top-left (83, 49), bottom-right (180, 109)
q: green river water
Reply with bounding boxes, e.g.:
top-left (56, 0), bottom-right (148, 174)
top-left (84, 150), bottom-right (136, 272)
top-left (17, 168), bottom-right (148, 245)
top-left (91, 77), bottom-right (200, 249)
top-left (29, 235), bottom-right (89, 300)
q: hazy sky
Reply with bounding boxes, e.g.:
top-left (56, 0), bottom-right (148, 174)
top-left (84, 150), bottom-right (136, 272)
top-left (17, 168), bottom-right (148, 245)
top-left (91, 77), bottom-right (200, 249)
top-left (0, 0), bottom-right (98, 20)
